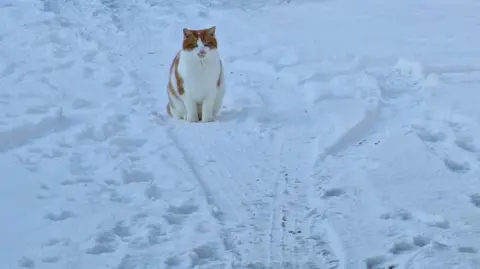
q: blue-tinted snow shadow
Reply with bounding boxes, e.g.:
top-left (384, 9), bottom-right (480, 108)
top-left (155, 106), bottom-right (276, 126)
top-left (216, 106), bottom-right (270, 124)
top-left (216, 107), bottom-right (250, 123)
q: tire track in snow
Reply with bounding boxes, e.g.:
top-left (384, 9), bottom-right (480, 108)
top-left (241, 57), bottom-right (345, 267)
top-left (160, 113), bottom-right (340, 268)
top-left (273, 136), bottom-right (308, 268)
top-left (265, 127), bottom-right (342, 269)
top-left (226, 50), bottom-right (347, 268)
top-left (163, 121), bottom-right (278, 267)
top-left (164, 126), bottom-right (229, 224)
top-left (164, 124), bottom-right (243, 266)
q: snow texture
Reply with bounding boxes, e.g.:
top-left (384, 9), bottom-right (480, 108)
top-left (1, 0), bottom-right (480, 268)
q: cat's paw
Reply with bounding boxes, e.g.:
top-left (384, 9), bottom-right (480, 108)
top-left (201, 118), bottom-right (214, 123)
top-left (201, 115), bottom-right (215, 123)
top-left (186, 115), bottom-right (199, 122)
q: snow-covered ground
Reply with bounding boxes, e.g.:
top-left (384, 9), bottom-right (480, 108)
top-left (1, 0), bottom-right (480, 268)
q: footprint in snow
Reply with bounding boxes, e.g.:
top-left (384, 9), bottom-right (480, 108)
top-left (122, 169), bottom-right (155, 184)
top-left (146, 223), bottom-right (165, 245)
top-left (377, 208), bottom-right (479, 266)
top-left (0, 62), bottom-right (17, 79)
top-left (86, 231), bottom-right (120, 255)
top-left (381, 208), bottom-right (450, 229)
top-left (117, 254), bottom-right (138, 269)
top-left (458, 246), bottom-right (478, 254)
top-left (380, 208), bottom-right (413, 221)
top-left (18, 257), bottom-right (35, 268)
top-left (45, 210), bottom-right (74, 221)
top-left (189, 242), bottom-right (221, 268)
top-left (412, 120), bottom-right (479, 174)
top-left (469, 193), bottom-right (480, 208)
top-left (454, 135), bottom-right (478, 153)
top-left (413, 126), bottom-right (447, 143)
top-left (86, 221), bottom-right (133, 255)
top-left (104, 71), bottom-right (124, 88)
top-left (42, 238), bottom-right (70, 247)
top-left (71, 98), bottom-right (92, 110)
top-left (116, 253), bottom-right (163, 269)
top-left (75, 114), bottom-right (127, 143)
top-left (322, 187), bottom-right (346, 199)
top-left (41, 256), bottom-right (60, 264)
top-left (83, 50), bottom-right (98, 63)
top-left (164, 256), bottom-right (182, 269)
top-left (388, 235), bottom-right (431, 255)
top-left (112, 220), bottom-right (132, 238)
top-left (128, 223), bottom-right (166, 250)
top-left (60, 177), bottom-right (94, 186)
top-left (365, 234), bottom-right (431, 269)
top-left (163, 201), bottom-right (199, 225)
top-left (443, 158), bottom-right (471, 174)
top-left (144, 182), bottom-right (162, 200)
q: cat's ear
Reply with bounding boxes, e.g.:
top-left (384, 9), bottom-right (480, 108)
top-left (206, 26), bottom-right (216, 36)
top-left (183, 28), bottom-right (193, 38)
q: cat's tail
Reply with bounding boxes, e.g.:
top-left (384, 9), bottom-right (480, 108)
top-left (166, 96), bottom-right (186, 120)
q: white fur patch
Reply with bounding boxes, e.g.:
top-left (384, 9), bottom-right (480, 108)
top-left (167, 48), bottom-right (225, 122)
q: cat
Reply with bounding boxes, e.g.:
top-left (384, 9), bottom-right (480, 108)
top-left (166, 26), bottom-right (225, 122)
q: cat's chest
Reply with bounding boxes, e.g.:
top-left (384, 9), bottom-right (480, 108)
top-left (180, 62), bottom-right (220, 96)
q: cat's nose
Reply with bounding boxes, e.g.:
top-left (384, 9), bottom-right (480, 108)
top-left (198, 48), bottom-right (206, 57)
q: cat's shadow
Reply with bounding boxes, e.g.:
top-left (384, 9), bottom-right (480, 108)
top-left (216, 106), bottom-right (262, 123)
top-left (152, 106), bottom-right (265, 124)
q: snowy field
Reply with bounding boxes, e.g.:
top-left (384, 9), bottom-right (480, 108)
top-left (2, 0), bottom-right (480, 268)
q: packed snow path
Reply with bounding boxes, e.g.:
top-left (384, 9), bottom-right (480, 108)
top-left (1, 0), bottom-right (480, 268)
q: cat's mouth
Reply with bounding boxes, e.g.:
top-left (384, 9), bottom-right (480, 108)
top-left (197, 51), bottom-right (207, 58)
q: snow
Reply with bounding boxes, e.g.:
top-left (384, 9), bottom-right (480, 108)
top-left (1, 0), bottom-right (480, 268)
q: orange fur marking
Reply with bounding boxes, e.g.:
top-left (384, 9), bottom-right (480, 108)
top-left (170, 53), bottom-right (184, 96)
top-left (168, 81), bottom-right (176, 97)
top-left (182, 26), bottom-right (217, 51)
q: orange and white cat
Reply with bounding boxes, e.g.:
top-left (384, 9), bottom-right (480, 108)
top-left (166, 26), bottom-right (225, 122)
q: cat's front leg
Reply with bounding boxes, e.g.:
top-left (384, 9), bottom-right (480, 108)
top-left (184, 97), bottom-right (199, 122)
top-left (201, 92), bottom-right (217, 122)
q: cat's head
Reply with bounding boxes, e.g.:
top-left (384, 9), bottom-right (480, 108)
top-left (182, 26), bottom-right (218, 58)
